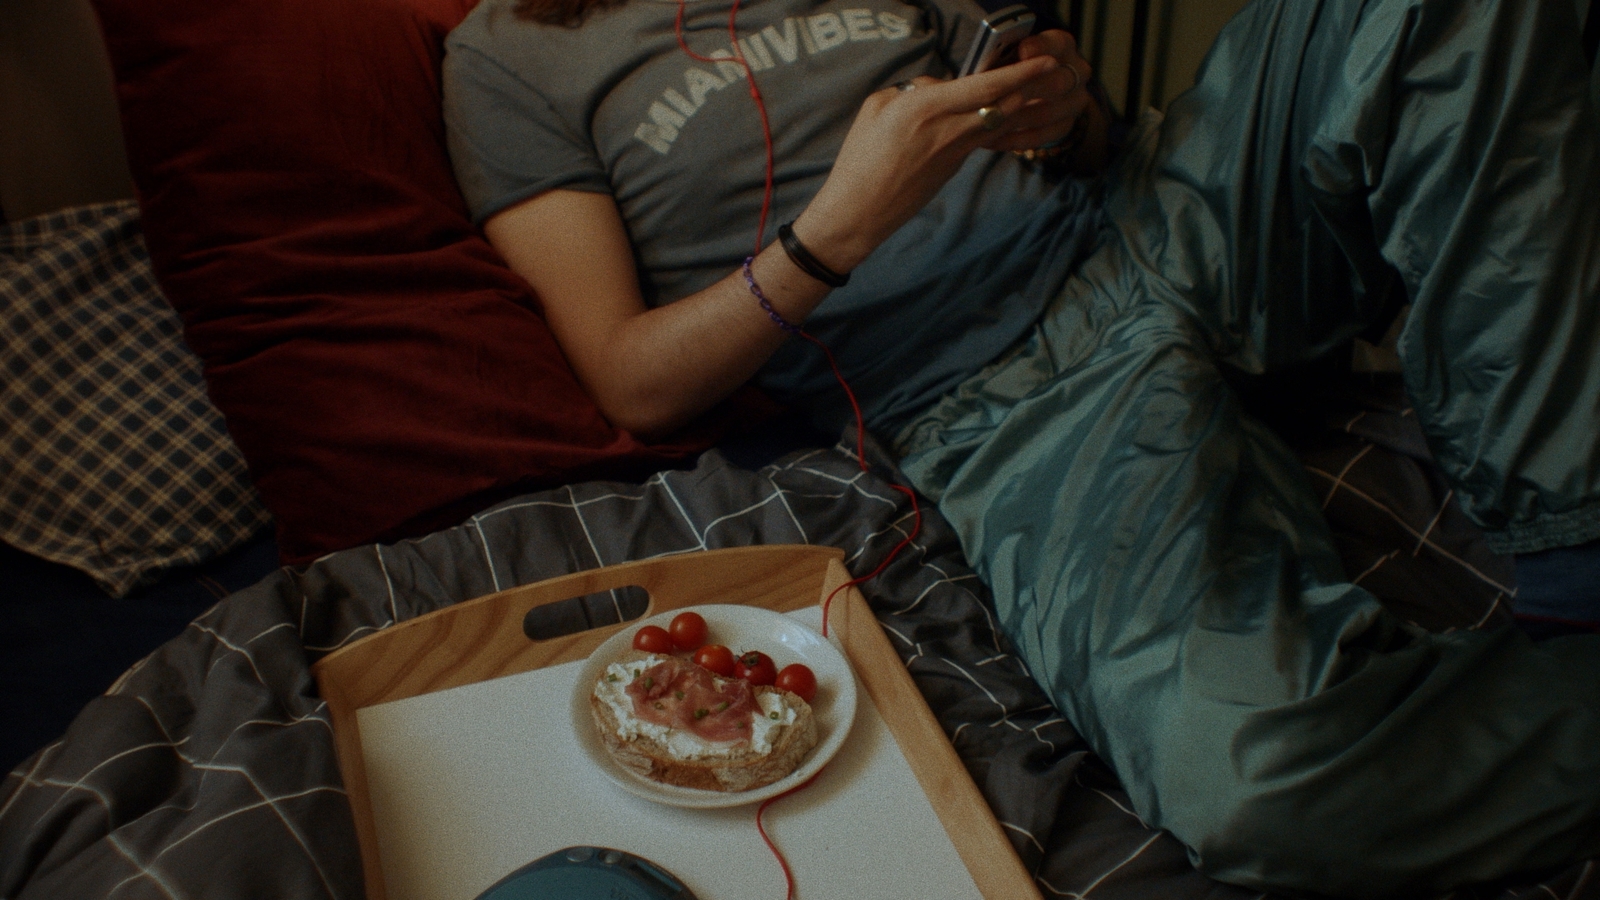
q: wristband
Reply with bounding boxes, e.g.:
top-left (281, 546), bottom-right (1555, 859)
top-left (777, 222), bottom-right (850, 288)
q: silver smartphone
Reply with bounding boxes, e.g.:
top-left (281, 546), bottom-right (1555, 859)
top-left (958, 5), bottom-right (1037, 76)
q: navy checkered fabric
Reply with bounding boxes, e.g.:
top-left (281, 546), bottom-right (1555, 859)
top-left (1, 201), bottom-right (271, 596)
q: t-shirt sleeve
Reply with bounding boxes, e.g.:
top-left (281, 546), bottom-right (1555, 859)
top-left (442, 41), bottom-right (612, 225)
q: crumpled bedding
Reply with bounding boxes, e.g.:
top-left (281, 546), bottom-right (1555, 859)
top-left (1, 435), bottom-right (1593, 899)
top-left (895, 0), bottom-right (1600, 893)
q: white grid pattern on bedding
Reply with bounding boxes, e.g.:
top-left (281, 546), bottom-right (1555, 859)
top-left (1, 433), bottom-right (1587, 899)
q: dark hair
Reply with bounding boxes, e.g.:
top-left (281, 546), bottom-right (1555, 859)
top-left (512, 0), bottom-right (628, 27)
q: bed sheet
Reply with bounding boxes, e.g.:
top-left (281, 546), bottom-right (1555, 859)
top-left (1, 436), bottom-right (1593, 899)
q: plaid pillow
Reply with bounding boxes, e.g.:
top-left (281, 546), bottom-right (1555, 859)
top-left (1, 201), bottom-right (272, 596)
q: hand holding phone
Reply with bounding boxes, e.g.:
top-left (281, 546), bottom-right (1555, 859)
top-left (958, 5), bottom-right (1037, 76)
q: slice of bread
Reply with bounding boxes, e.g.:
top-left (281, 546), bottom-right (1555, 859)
top-left (590, 653), bottom-right (818, 793)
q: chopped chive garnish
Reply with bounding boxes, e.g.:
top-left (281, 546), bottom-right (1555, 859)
top-left (694, 708), bottom-right (709, 719)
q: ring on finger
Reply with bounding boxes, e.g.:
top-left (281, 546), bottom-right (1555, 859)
top-left (977, 105), bottom-right (1005, 130)
top-left (1063, 64), bottom-right (1081, 94)
top-left (894, 80), bottom-right (917, 92)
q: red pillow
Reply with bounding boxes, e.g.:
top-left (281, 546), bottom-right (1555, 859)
top-left (91, 0), bottom-right (748, 564)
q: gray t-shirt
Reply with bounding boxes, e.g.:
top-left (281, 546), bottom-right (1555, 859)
top-left (444, 0), bottom-right (1105, 435)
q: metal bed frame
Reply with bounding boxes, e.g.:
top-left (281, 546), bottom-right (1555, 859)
top-left (1587, 0), bottom-right (1600, 64)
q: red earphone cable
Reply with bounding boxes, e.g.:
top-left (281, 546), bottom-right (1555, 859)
top-left (801, 333), bottom-right (921, 640)
top-left (753, 768), bottom-right (824, 898)
top-left (673, 6), bottom-right (922, 897)
top-left (674, 0), bottom-right (776, 256)
top-left (671, 3), bottom-right (923, 635)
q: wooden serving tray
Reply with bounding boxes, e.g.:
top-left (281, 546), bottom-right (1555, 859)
top-left (312, 544), bottom-right (1040, 900)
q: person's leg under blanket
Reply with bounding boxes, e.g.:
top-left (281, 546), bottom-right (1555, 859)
top-left (894, 0), bottom-right (1600, 895)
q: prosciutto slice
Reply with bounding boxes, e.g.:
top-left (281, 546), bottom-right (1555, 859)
top-left (626, 656), bottom-right (758, 743)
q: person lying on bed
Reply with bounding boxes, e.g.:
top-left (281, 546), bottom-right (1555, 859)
top-left (442, 0), bottom-right (1600, 894)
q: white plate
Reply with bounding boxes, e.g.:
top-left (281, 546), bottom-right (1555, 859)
top-left (570, 604), bottom-right (857, 809)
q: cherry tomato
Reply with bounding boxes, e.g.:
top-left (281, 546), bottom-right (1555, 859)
top-left (773, 663), bottom-right (818, 703)
top-left (669, 611), bottom-right (709, 652)
top-left (733, 650), bottom-right (777, 686)
top-left (693, 643), bottom-right (736, 678)
top-left (632, 624), bottom-right (675, 654)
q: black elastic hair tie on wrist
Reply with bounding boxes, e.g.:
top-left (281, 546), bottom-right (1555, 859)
top-left (778, 222), bottom-right (850, 288)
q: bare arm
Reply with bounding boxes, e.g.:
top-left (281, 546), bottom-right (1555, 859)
top-left (485, 41), bottom-right (1096, 440)
top-left (485, 190), bottom-right (826, 439)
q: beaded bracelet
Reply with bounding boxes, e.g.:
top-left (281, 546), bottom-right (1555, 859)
top-left (1013, 118), bottom-right (1087, 163)
top-left (777, 222), bottom-right (850, 288)
top-left (742, 257), bottom-right (804, 336)
top-left (1013, 78), bottom-right (1111, 167)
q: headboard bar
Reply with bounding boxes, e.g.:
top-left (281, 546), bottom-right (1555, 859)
top-left (1123, 0), bottom-right (1150, 123)
top-left (1585, 0), bottom-right (1598, 67)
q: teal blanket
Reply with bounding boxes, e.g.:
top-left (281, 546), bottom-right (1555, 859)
top-left (896, 0), bottom-right (1600, 895)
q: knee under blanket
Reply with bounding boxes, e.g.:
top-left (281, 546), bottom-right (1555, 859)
top-left (897, 0), bottom-right (1600, 895)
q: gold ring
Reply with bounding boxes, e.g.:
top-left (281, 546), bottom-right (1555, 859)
top-left (977, 105), bottom-right (1004, 131)
top-left (1064, 65), bottom-right (1081, 94)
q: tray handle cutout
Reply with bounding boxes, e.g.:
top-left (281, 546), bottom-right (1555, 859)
top-left (313, 545), bottom-right (846, 716)
top-left (522, 585), bottom-right (651, 641)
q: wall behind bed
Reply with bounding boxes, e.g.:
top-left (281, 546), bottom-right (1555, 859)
top-left (0, 0), bottom-right (134, 222)
top-left (1072, 0), bottom-right (1248, 120)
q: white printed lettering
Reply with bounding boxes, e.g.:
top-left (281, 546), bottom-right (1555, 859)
top-left (711, 48), bottom-right (752, 79)
top-left (635, 123), bottom-right (674, 154)
top-left (739, 34), bottom-right (774, 70)
top-left (663, 88), bottom-right (698, 116)
top-left (808, 13), bottom-right (847, 52)
top-left (842, 8), bottom-right (880, 40)
top-left (877, 11), bottom-right (911, 40)
top-left (797, 16), bottom-right (819, 54)
top-left (684, 67), bottom-right (728, 107)
top-left (636, 4), bottom-right (918, 157)
top-left (636, 101), bottom-right (688, 153)
top-left (762, 20), bottom-right (802, 62)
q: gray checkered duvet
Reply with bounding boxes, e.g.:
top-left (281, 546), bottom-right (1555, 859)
top-left (1, 434), bottom-right (1592, 899)
top-left (0, 202), bottom-right (271, 595)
